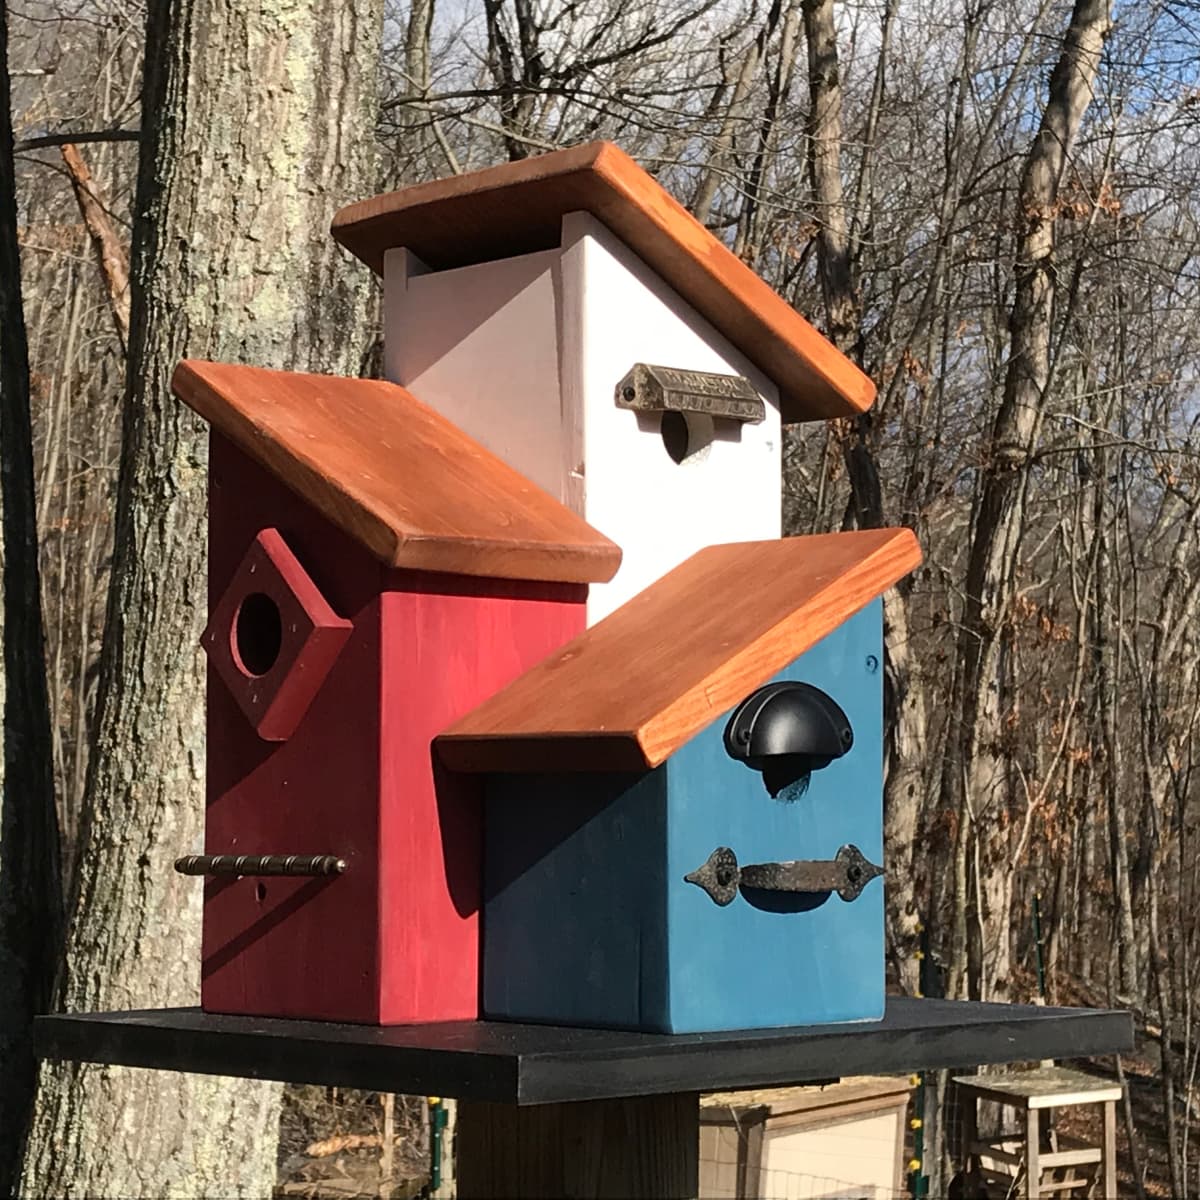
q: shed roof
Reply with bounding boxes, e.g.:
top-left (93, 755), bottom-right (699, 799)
top-left (331, 142), bottom-right (874, 424)
top-left (436, 528), bottom-right (920, 772)
top-left (173, 359), bottom-right (621, 583)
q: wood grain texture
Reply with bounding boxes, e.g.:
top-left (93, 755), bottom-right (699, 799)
top-left (438, 528), bottom-right (921, 772)
top-left (456, 1095), bottom-right (699, 1199)
top-left (332, 141), bottom-right (874, 423)
top-left (172, 359), bottom-right (621, 583)
top-left (1102, 1099), bottom-right (1117, 1199)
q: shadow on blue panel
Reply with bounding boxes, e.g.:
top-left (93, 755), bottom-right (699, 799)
top-left (740, 886), bottom-right (832, 914)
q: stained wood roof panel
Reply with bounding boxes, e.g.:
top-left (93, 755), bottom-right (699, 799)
top-left (437, 528), bottom-right (921, 771)
top-left (173, 360), bottom-right (621, 583)
top-left (331, 142), bottom-right (875, 424)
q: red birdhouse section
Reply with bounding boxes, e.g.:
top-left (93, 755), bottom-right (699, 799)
top-left (202, 528), bottom-right (352, 742)
top-left (175, 360), bottom-right (619, 1025)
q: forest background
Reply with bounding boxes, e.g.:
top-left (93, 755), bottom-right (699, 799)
top-left (1, 0), bottom-right (1198, 1195)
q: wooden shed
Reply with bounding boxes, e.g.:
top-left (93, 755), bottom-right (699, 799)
top-left (700, 1077), bottom-right (912, 1199)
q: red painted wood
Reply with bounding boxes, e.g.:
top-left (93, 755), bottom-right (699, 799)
top-left (203, 434), bottom-right (384, 1022)
top-left (201, 435), bottom-right (587, 1023)
top-left (378, 573), bottom-right (586, 1023)
top-left (202, 527), bottom-right (353, 741)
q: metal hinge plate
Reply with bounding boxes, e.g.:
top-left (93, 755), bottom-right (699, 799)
top-left (684, 843), bottom-right (882, 906)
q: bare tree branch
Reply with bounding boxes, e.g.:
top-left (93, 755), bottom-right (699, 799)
top-left (58, 143), bottom-right (130, 349)
top-left (14, 129), bottom-right (138, 152)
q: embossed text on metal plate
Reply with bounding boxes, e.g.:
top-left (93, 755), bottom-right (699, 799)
top-left (615, 363), bottom-right (765, 423)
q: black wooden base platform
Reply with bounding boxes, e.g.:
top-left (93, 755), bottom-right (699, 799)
top-left (34, 998), bottom-right (1132, 1105)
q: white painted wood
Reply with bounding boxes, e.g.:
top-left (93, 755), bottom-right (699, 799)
top-left (559, 212), bottom-right (779, 620)
top-left (700, 1080), bottom-right (910, 1200)
top-left (383, 214), bottom-right (781, 624)
top-left (763, 1110), bottom-right (902, 1198)
top-left (556, 226), bottom-right (588, 517)
top-left (383, 246), bottom-right (431, 291)
top-left (383, 245), bottom-right (568, 505)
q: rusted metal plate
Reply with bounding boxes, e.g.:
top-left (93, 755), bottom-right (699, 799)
top-left (615, 363), bottom-right (765, 423)
top-left (684, 844), bottom-right (883, 905)
top-left (683, 846), bottom-right (740, 907)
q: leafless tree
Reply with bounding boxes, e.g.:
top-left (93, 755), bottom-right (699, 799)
top-left (0, 3), bottom-right (60, 1190)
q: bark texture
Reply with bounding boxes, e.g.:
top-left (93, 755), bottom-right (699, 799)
top-left (0, 6), bottom-right (62, 1192)
top-left (20, 1), bottom-right (382, 1195)
top-left (948, 0), bottom-right (1111, 1000)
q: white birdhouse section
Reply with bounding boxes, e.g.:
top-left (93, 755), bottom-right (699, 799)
top-left (384, 211), bottom-right (781, 622)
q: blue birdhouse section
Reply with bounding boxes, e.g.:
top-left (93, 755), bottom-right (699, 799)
top-left (482, 600), bottom-right (884, 1034)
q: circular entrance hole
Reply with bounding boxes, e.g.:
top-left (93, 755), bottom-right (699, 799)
top-left (661, 411), bottom-right (690, 463)
top-left (234, 592), bottom-right (283, 677)
top-left (660, 411), bottom-right (715, 464)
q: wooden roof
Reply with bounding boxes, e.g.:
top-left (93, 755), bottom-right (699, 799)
top-left (437, 528), bottom-right (921, 772)
top-left (331, 142), bottom-right (874, 424)
top-left (173, 360), bottom-right (621, 583)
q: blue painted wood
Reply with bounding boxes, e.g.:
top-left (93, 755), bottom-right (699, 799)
top-left (483, 772), bottom-right (671, 1029)
top-left (481, 601), bottom-right (883, 1032)
top-left (665, 601), bottom-right (883, 1031)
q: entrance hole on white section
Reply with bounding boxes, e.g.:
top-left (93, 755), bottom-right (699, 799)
top-left (660, 411), bottom-right (715, 465)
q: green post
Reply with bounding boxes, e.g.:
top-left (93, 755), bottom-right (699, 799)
top-left (908, 912), bottom-right (931, 1197)
top-left (1033, 891), bottom-right (1046, 999)
top-left (908, 1073), bottom-right (928, 1197)
top-left (427, 1097), bottom-right (448, 1194)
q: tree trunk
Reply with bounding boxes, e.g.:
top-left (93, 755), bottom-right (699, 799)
top-left (732, 0), bottom-right (792, 266)
top-left (20, 2), bottom-right (382, 1195)
top-left (949, 0), bottom-right (1110, 1001)
top-left (690, 36), bottom-right (763, 226)
top-left (800, 0), bottom-right (928, 995)
top-left (802, 0), bottom-right (858, 353)
top-left (1097, 506), bottom-right (1138, 999)
top-left (0, 8), bottom-right (63, 1192)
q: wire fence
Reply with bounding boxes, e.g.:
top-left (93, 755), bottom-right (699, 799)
top-left (700, 1084), bottom-right (915, 1200)
top-left (699, 1155), bottom-right (911, 1199)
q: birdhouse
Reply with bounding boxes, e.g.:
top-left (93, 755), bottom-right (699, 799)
top-left (333, 142), bottom-right (875, 621)
top-left (438, 529), bottom-right (922, 1033)
top-left (172, 359), bottom-right (620, 1024)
